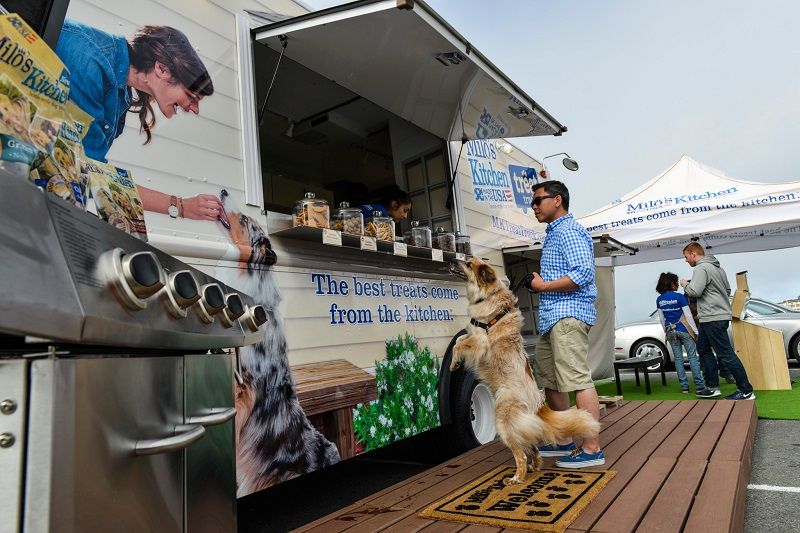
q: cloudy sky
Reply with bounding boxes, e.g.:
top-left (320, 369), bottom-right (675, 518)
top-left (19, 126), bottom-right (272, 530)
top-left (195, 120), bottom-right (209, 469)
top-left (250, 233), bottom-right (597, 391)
top-left (303, 0), bottom-right (800, 323)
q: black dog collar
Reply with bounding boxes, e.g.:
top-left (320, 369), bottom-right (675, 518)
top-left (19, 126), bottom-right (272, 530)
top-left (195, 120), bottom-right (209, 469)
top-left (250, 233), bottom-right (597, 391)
top-left (470, 309), bottom-right (510, 331)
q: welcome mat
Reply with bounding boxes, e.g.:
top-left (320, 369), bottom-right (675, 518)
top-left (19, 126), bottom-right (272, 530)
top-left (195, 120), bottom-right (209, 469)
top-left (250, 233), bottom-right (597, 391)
top-left (419, 466), bottom-right (616, 532)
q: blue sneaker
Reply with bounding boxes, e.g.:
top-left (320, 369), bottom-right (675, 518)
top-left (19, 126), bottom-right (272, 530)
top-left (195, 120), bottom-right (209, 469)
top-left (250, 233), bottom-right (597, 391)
top-left (537, 441), bottom-right (577, 457)
top-left (555, 448), bottom-right (606, 469)
top-left (725, 390), bottom-right (755, 400)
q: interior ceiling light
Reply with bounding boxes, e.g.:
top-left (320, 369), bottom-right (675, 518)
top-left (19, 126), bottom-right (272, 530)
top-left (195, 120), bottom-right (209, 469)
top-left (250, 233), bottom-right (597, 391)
top-left (435, 51), bottom-right (467, 66)
top-left (507, 105), bottom-right (530, 119)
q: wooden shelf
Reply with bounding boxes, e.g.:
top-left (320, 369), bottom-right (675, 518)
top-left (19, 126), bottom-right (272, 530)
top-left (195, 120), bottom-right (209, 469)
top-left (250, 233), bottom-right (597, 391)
top-left (270, 226), bottom-right (467, 268)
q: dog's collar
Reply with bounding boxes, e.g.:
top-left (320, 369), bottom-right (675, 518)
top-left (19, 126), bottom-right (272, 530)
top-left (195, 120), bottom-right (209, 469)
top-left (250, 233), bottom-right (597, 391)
top-left (470, 309), bottom-right (510, 331)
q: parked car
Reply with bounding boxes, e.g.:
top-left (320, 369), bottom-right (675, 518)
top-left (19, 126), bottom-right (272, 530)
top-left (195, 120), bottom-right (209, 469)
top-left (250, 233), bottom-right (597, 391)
top-left (614, 297), bottom-right (800, 370)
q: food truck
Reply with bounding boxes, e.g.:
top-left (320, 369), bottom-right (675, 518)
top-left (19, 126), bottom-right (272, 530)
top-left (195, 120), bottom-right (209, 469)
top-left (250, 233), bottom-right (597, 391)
top-left (1, 0), bottom-right (618, 527)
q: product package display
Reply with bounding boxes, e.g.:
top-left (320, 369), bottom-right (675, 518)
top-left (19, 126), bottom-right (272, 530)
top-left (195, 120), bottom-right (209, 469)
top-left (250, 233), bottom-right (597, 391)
top-left (432, 227), bottom-right (455, 251)
top-left (0, 14), bottom-right (92, 208)
top-left (332, 201), bottom-right (363, 235)
top-left (86, 159), bottom-right (147, 241)
top-left (365, 210), bottom-right (394, 241)
top-left (293, 192), bottom-right (330, 228)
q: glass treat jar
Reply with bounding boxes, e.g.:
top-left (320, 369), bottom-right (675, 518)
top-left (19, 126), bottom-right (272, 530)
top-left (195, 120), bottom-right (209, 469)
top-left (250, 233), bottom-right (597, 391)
top-left (293, 192), bottom-right (329, 228)
top-left (433, 227), bottom-right (455, 252)
top-left (409, 220), bottom-right (432, 248)
top-left (365, 211), bottom-right (395, 241)
top-left (333, 201), bottom-right (363, 235)
top-left (455, 231), bottom-right (472, 255)
top-left (403, 226), bottom-right (415, 245)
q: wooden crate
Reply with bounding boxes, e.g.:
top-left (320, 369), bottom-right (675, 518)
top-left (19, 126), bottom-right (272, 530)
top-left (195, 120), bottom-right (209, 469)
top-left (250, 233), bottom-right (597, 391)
top-left (292, 359), bottom-right (377, 459)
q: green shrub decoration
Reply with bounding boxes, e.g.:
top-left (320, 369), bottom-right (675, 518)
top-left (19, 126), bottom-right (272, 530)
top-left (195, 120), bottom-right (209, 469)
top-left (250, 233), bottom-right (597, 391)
top-left (353, 333), bottom-right (440, 451)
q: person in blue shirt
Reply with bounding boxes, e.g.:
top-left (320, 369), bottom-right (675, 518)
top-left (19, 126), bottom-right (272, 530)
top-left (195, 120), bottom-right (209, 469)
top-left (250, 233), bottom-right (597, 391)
top-left (55, 20), bottom-right (223, 221)
top-left (359, 186), bottom-right (412, 223)
top-left (523, 180), bottom-right (604, 469)
top-left (655, 272), bottom-right (709, 395)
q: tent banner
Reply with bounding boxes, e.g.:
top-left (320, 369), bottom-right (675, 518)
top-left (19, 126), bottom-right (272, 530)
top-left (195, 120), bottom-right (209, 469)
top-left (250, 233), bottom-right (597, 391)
top-left (577, 156), bottom-right (800, 264)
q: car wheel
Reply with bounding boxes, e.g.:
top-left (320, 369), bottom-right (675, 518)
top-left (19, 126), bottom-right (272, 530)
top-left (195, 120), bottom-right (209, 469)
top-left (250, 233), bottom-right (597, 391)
top-left (630, 338), bottom-right (672, 371)
top-left (790, 333), bottom-right (800, 364)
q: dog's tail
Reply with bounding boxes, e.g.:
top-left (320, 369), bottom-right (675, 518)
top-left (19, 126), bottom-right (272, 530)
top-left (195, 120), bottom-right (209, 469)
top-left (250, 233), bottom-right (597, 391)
top-left (536, 404), bottom-right (600, 445)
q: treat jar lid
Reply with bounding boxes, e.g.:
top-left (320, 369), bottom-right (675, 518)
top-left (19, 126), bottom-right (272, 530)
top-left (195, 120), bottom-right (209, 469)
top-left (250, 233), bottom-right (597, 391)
top-left (338, 201), bottom-right (361, 213)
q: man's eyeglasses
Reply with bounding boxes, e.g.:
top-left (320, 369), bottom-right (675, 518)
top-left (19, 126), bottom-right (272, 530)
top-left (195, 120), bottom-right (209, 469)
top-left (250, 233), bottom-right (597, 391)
top-left (531, 195), bottom-right (557, 207)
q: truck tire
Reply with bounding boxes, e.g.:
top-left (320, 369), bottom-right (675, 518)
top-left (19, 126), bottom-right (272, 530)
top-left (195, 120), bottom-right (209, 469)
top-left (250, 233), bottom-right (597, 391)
top-left (447, 368), bottom-right (496, 454)
top-left (437, 330), bottom-right (496, 456)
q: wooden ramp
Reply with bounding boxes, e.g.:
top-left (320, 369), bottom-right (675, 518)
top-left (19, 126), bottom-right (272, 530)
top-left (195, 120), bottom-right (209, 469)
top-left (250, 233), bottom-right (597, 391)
top-left (293, 400), bottom-right (757, 533)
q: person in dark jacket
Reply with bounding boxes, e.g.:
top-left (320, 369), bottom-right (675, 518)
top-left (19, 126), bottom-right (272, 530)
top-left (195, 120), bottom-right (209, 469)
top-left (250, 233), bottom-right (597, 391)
top-left (680, 243), bottom-right (754, 400)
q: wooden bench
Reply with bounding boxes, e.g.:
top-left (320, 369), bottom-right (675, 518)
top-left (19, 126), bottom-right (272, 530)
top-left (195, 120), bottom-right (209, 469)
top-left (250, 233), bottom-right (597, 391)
top-left (292, 359), bottom-right (377, 460)
top-left (613, 355), bottom-right (666, 395)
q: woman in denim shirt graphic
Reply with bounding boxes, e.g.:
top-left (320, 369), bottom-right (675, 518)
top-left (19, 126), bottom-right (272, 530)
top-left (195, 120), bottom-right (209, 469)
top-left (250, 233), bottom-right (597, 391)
top-left (55, 20), bottom-right (224, 221)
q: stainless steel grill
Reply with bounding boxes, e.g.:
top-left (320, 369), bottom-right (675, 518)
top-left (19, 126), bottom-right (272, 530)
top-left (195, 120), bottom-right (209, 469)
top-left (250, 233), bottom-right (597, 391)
top-left (0, 174), bottom-right (266, 532)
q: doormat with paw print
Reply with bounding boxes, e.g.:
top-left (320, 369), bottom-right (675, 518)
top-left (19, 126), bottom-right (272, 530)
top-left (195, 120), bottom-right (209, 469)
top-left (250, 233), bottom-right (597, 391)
top-left (418, 466), bottom-right (616, 532)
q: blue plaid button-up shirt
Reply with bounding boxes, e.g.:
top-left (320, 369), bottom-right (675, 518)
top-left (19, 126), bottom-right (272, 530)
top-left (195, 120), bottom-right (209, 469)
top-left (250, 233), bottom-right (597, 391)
top-left (537, 214), bottom-right (597, 334)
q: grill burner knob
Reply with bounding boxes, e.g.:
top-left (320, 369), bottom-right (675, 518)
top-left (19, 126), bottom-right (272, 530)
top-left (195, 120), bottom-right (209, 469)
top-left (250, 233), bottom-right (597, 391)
top-left (122, 251), bottom-right (164, 298)
top-left (162, 270), bottom-right (201, 318)
top-left (102, 248), bottom-right (165, 310)
top-left (218, 293), bottom-right (246, 328)
top-left (196, 283), bottom-right (226, 323)
top-left (241, 304), bottom-right (268, 332)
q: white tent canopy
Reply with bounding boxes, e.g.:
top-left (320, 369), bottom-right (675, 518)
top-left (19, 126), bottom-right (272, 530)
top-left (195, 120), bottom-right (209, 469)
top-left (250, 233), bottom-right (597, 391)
top-left (578, 155), bottom-right (800, 265)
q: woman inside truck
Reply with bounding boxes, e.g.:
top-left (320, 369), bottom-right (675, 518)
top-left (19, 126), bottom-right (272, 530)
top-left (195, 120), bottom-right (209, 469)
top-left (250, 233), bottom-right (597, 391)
top-left (55, 20), bottom-right (223, 222)
top-left (359, 186), bottom-right (413, 223)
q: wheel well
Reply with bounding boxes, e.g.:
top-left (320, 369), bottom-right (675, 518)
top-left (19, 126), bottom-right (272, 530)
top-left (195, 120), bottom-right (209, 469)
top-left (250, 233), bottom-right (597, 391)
top-left (437, 329), bottom-right (466, 426)
top-left (630, 337), bottom-right (669, 360)
top-left (789, 331), bottom-right (800, 362)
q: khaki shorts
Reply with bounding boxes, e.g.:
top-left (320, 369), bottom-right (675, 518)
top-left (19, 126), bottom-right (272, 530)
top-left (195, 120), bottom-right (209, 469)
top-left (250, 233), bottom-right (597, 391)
top-left (534, 317), bottom-right (593, 392)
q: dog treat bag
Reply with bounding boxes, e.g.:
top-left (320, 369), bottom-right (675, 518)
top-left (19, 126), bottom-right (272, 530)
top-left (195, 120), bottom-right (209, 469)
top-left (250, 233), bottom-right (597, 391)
top-left (0, 13), bottom-right (92, 208)
top-left (86, 159), bottom-right (148, 241)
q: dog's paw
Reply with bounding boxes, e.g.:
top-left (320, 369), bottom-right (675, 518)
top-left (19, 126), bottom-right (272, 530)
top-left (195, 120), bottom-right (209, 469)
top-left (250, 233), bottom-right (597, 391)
top-left (503, 475), bottom-right (525, 486)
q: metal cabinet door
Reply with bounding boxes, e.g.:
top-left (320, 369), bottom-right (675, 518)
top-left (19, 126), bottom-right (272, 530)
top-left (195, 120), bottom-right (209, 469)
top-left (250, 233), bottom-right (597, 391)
top-left (25, 356), bottom-right (191, 533)
top-left (185, 352), bottom-right (236, 533)
top-left (0, 360), bottom-right (27, 533)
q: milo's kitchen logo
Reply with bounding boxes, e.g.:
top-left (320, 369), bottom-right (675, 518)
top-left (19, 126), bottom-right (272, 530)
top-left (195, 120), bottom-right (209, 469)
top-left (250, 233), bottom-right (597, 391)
top-left (626, 187), bottom-right (737, 214)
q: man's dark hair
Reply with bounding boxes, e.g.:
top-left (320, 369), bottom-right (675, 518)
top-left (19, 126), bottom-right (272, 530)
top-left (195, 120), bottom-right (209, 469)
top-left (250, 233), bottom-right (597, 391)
top-left (656, 272), bottom-right (679, 294)
top-left (532, 180), bottom-right (570, 211)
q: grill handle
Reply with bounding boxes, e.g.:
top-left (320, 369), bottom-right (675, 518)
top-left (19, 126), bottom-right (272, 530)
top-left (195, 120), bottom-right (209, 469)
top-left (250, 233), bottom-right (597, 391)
top-left (135, 425), bottom-right (205, 455)
top-left (187, 407), bottom-right (236, 427)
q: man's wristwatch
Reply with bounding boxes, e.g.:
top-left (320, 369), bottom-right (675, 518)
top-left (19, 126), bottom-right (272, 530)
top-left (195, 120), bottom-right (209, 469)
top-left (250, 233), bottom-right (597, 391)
top-left (168, 195), bottom-right (180, 218)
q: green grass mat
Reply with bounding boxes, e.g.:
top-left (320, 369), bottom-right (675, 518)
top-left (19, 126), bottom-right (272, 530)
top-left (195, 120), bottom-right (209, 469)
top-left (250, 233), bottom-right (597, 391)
top-left (590, 377), bottom-right (800, 420)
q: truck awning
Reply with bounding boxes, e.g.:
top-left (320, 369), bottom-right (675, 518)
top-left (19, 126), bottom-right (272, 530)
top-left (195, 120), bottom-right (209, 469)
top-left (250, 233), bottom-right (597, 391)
top-left (503, 235), bottom-right (638, 260)
top-left (252, 0), bottom-right (566, 142)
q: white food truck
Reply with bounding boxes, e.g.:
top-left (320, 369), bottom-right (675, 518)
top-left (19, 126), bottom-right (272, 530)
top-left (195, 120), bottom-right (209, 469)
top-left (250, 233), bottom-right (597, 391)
top-left (46, 0), bottom-right (619, 500)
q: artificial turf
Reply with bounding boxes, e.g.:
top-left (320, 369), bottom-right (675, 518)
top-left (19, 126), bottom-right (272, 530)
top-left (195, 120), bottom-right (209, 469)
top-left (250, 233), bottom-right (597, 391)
top-left (590, 377), bottom-right (800, 420)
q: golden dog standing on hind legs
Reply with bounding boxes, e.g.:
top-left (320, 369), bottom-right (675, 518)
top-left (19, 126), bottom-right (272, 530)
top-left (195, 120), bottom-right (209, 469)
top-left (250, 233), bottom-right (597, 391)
top-left (449, 257), bottom-right (600, 485)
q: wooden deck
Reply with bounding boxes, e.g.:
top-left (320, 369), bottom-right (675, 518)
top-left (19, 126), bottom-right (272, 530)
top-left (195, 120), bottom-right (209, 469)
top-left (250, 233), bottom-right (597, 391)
top-left (293, 400), bottom-right (757, 533)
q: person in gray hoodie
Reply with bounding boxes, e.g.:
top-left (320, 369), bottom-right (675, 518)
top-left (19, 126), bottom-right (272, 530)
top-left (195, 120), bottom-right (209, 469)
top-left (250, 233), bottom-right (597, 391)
top-left (679, 243), bottom-right (754, 400)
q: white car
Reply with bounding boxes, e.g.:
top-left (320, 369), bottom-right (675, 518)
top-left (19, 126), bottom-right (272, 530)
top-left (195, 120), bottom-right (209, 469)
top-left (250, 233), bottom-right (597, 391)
top-left (614, 297), bottom-right (800, 370)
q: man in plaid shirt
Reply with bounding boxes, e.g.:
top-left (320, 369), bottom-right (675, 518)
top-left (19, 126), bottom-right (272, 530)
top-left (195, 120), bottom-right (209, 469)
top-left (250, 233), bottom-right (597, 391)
top-left (523, 180), bottom-right (604, 468)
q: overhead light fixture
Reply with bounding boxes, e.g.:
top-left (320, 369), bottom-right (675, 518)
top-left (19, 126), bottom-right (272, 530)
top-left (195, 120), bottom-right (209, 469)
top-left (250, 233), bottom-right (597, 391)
top-left (495, 141), bottom-right (514, 155)
top-left (435, 51), bottom-right (466, 66)
top-left (507, 106), bottom-right (530, 119)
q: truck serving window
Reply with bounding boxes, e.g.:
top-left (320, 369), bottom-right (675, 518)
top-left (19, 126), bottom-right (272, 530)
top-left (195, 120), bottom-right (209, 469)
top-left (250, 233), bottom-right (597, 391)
top-left (254, 42), bottom-right (447, 232)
